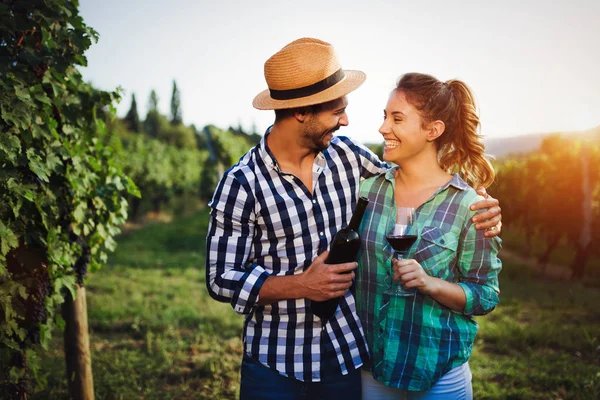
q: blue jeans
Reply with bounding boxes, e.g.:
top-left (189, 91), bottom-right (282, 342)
top-left (240, 353), bottom-right (362, 400)
top-left (361, 362), bottom-right (473, 400)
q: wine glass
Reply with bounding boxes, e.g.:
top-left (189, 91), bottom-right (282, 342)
top-left (384, 207), bottom-right (417, 296)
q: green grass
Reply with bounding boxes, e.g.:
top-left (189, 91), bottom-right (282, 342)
top-left (472, 257), bottom-right (600, 399)
top-left (32, 210), bottom-right (600, 399)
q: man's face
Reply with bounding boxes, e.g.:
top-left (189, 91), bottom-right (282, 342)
top-left (301, 97), bottom-right (349, 151)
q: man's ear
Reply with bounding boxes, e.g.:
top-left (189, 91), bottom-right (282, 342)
top-left (426, 120), bottom-right (445, 142)
top-left (294, 107), bottom-right (309, 123)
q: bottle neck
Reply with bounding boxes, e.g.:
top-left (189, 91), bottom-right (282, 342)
top-left (347, 197), bottom-right (369, 230)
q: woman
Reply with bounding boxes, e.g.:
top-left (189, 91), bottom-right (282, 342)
top-left (356, 73), bottom-right (502, 399)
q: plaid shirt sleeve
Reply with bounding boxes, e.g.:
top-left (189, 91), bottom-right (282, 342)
top-left (338, 136), bottom-right (389, 178)
top-left (456, 197), bottom-right (502, 316)
top-left (206, 170), bottom-right (270, 315)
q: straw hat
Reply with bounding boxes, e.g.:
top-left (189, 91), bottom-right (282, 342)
top-left (252, 38), bottom-right (366, 110)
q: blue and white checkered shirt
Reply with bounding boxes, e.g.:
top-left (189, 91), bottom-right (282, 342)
top-left (206, 131), bottom-right (388, 382)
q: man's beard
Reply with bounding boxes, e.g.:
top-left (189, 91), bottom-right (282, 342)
top-left (303, 125), bottom-right (339, 152)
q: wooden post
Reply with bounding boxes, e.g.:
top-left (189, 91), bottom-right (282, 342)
top-left (63, 284), bottom-right (94, 400)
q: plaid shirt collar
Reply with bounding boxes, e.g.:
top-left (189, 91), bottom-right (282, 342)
top-left (384, 165), bottom-right (470, 193)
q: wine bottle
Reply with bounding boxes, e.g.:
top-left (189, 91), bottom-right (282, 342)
top-left (311, 196), bottom-right (369, 320)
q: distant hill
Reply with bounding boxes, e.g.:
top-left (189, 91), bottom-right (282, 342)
top-left (484, 125), bottom-right (600, 158)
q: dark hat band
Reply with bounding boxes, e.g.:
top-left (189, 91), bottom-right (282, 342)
top-left (269, 69), bottom-right (345, 100)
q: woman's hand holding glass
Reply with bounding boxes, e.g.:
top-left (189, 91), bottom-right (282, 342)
top-left (391, 258), bottom-right (437, 296)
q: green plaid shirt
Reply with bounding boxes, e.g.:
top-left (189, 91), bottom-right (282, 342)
top-left (356, 168), bottom-right (502, 391)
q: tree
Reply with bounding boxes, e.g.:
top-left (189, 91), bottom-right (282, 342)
top-left (0, 1), bottom-right (138, 398)
top-left (200, 161), bottom-right (219, 201)
top-left (491, 134), bottom-right (600, 280)
top-left (535, 136), bottom-right (583, 270)
top-left (144, 89), bottom-right (160, 138)
top-left (192, 123), bottom-right (207, 150)
top-left (119, 135), bottom-right (207, 217)
top-left (570, 144), bottom-right (600, 279)
top-left (170, 80), bottom-right (182, 126)
top-left (124, 93), bottom-right (140, 133)
top-left (148, 89), bottom-right (159, 112)
top-left (159, 123), bottom-right (197, 149)
top-left (139, 90), bottom-right (195, 149)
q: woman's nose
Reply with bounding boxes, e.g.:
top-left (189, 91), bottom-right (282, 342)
top-left (379, 120), bottom-right (389, 135)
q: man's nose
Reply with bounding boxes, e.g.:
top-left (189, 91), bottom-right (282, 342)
top-left (339, 113), bottom-right (349, 127)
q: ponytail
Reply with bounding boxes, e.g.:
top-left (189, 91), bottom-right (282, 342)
top-left (442, 80), bottom-right (495, 188)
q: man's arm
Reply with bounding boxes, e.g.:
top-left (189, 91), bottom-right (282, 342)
top-left (206, 172), bottom-right (271, 315)
top-left (206, 172), bottom-right (358, 312)
top-left (338, 136), bottom-right (390, 178)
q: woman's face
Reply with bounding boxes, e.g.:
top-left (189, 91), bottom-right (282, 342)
top-left (379, 90), bottom-right (429, 164)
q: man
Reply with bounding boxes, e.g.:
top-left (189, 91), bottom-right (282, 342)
top-left (206, 38), bottom-right (502, 399)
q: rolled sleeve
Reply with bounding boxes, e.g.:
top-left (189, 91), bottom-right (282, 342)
top-left (206, 171), bottom-right (270, 315)
top-left (231, 263), bottom-right (270, 314)
top-left (457, 205), bottom-right (502, 317)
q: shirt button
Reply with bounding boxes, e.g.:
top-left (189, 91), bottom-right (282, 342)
top-left (313, 199), bottom-right (317, 204)
top-left (319, 232), bottom-right (324, 236)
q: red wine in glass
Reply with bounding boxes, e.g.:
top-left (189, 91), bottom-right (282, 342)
top-left (385, 234), bottom-right (417, 296)
top-left (386, 235), bottom-right (418, 254)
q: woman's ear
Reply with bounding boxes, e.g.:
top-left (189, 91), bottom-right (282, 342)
top-left (426, 120), bottom-right (445, 142)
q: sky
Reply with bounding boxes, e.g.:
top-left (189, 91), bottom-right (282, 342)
top-left (78, 0), bottom-right (600, 145)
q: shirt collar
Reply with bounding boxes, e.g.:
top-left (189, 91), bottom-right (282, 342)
top-left (384, 165), bottom-right (470, 192)
top-left (446, 173), bottom-right (471, 191)
top-left (258, 126), bottom-right (279, 171)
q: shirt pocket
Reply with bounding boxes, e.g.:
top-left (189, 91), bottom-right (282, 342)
top-left (413, 226), bottom-right (458, 279)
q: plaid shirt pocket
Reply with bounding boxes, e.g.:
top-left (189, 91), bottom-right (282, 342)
top-left (414, 226), bottom-right (458, 278)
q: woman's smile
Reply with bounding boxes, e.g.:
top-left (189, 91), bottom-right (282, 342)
top-left (384, 139), bottom-right (400, 152)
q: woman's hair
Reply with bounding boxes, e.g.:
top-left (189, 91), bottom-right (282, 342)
top-left (395, 73), bottom-right (495, 188)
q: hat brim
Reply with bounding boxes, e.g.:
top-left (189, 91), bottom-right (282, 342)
top-left (252, 70), bottom-right (366, 110)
